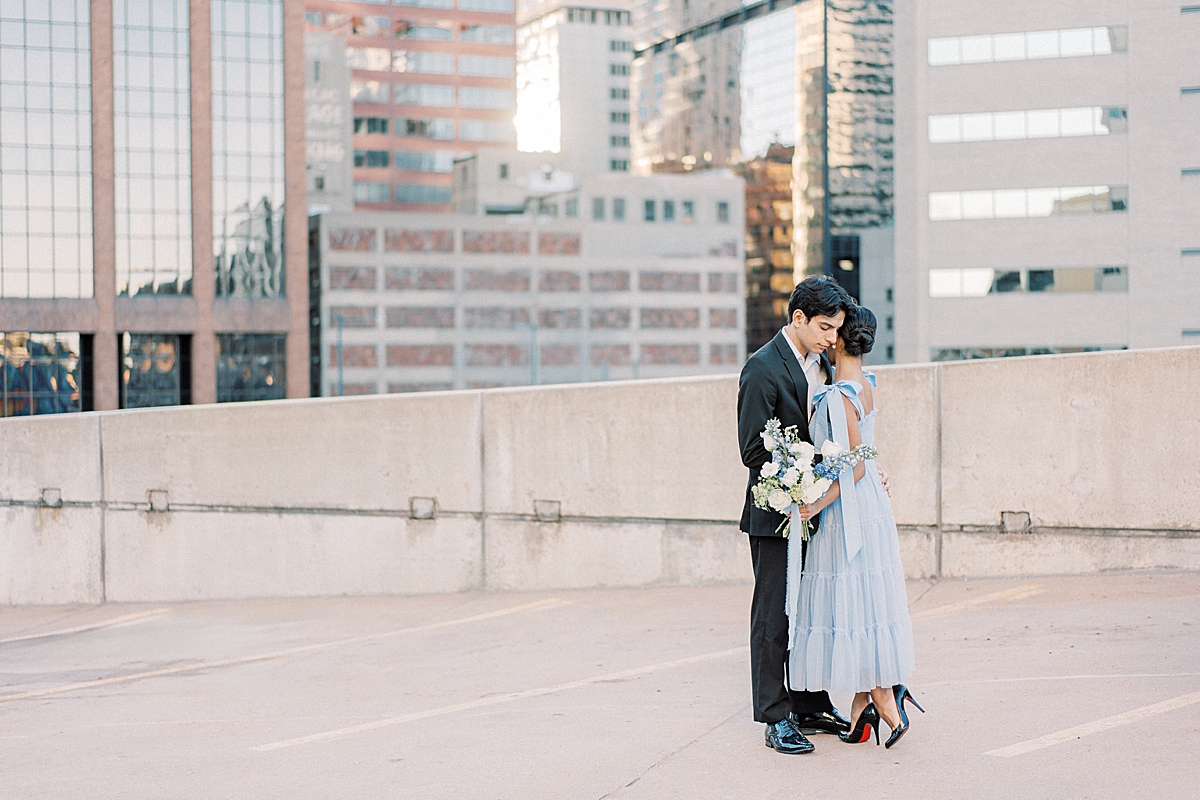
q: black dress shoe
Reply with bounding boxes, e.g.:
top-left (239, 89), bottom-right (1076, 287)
top-left (790, 708), bottom-right (851, 735)
top-left (764, 719), bottom-right (815, 754)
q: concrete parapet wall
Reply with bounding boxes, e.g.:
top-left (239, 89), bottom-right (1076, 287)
top-left (1, 347), bottom-right (1197, 603)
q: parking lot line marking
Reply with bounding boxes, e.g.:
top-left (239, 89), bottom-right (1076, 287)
top-left (0, 598), bottom-right (562, 704)
top-left (0, 609), bottom-right (171, 645)
top-left (985, 690), bottom-right (1200, 757)
top-left (910, 584), bottom-right (1044, 621)
top-left (252, 646), bottom-right (749, 752)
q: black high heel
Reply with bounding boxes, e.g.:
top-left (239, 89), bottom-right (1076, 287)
top-left (893, 684), bottom-right (925, 716)
top-left (884, 685), bottom-right (923, 749)
top-left (839, 703), bottom-right (880, 745)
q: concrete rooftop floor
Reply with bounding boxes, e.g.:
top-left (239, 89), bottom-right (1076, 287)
top-left (1, 573), bottom-right (1198, 800)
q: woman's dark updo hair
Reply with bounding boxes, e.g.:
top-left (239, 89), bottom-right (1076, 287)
top-left (839, 305), bottom-right (876, 357)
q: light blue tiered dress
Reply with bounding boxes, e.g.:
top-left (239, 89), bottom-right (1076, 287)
top-left (786, 374), bottom-right (915, 694)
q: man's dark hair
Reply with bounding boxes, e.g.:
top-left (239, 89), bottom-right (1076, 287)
top-left (787, 276), bottom-right (853, 321)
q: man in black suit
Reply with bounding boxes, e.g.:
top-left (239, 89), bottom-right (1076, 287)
top-left (737, 276), bottom-right (854, 754)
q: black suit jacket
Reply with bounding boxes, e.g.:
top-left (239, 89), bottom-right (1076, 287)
top-left (737, 330), bottom-right (832, 537)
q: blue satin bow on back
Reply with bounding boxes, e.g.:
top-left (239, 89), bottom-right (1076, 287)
top-left (811, 375), bottom-right (875, 565)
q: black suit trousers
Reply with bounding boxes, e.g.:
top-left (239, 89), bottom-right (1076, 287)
top-left (749, 534), bottom-right (834, 723)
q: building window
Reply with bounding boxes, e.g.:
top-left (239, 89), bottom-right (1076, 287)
top-left (394, 84), bottom-right (455, 107)
top-left (460, 119), bottom-right (516, 142)
top-left (682, 200), bottom-right (695, 222)
top-left (610, 159), bottom-right (629, 171)
top-left (395, 184), bottom-right (453, 204)
top-left (928, 106), bottom-right (1128, 143)
top-left (592, 197), bottom-right (605, 220)
top-left (609, 40), bottom-right (631, 51)
top-left (353, 116), bottom-right (390, 134)
top-left (392, 50), bottom-right (455, 75)
top-left (354, 149), bottom-right (391, 168)
top-left (613, 197), bottom-right (626, 220)
top-left (353, 182), bottom-right (391, 202)
top-left (717, 201), bottom-right (730, 223)
top-left (610, 63), bottom-right (629, 76)
top-left (886, 287), bottom-right (893, 301)
top-left (216, 333), bottom-right (286, 403)
top-left (610, 135), bottom-right (630, 147)
top-left (928, 266), bottom-right (1128, 297)
top-left (212, 0), bottom-right (285, 299)
top-left (929, 185), bottom-right (1128, 220)
top-left (397, 117), bottom-right (456, 139)
top-left (610, 87), bottom-right (629, 99)
top-left (932, 346), bottom-right (1123, 362)
top-left (351, 16), bottom-right (391, 37)
top-left (0, 1), bottom-right (93, 299)
top-left (115, 0), bottom-right (192, 297)
top-left (0, 332), bottom-right (90, 416)
top-left (394, 151), bottom-right (454, 172)
top-left (458, 87), bottom-right (515, 109)
top-left (458, 0), bottom-right (514, 12)
top-left (120, 333), bottom-right (190, 408)
top-left (927, 26), bottom-right (1128, 66)
top-left (394, 20), bottom-right (454, 41)
top-left (458, 55), bottom-right (515, 77)
top-left (644, 200), bottom-right (656, 221)
top-left (460, 24), bottom-right (515, 45)
top-left (564, 198), bottom-right (578, 217)
top-left (499, 163), bottom-right (509, 179)
top-left (350, 80), bottom-right (389, 103)
top-left (663, 200), bottom-right (675, 221)
top-left (886, 345), bottom-right (894, 360)
top-left (314, 176), bottom-right (325, 191)
top-left (610, 111), bottom-right (630, 123)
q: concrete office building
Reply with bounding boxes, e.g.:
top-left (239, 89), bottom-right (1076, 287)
top-left (304, 0), bottom-right (519, 213)
top-left (0, 0), bottom-right (307, 416)
top-left (514, 0), bottom-right (634, 173)
top-left (309, 163), bottom-right (745, 394)
top-left (893, 2), bottom-right (1200, 362)
top-left (631, 0), bottom-right (896, 362)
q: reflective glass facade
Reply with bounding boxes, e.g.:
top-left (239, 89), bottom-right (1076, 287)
top-left (212, 0), bottom-right (285, 298)
top-left (0, 331), bottom-right (88, 416)
top-left (121, 332), bottom-right (189, 408)
top-left (927, 26), bottom-right (1128, 66)
top-left (929, 106), bottom-right (1127, 143)
top-left (114, 0), bottom-right (193, 296)
top-left (216, 332), bottom-right (285, 402)
top-left (929, 266), bottom-right (1128, 297)
top-left (0, 0), bottom-right (93, 299)
top-left (929, 185), bottom-right (1128, 220)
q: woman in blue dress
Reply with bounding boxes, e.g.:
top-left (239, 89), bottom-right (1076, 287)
top-left (788, 305), bottom-right (922, 748)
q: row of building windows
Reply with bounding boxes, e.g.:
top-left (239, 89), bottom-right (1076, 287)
top-left (563, 8), bottom-right (630, 25)
top-left (928, 106), bottom-right (1128, 143)
top-left (307, 14), bottom-right (514, 44)
top-left (354, 182), bottom-right (454, 204)
top-left (927, 25), bottom-right (1127, 66)
top-left (353, 149), bottom-right (456, 172)
top-left (610, 63), bottom-right (629, 76)
top-left (609, 39), bottom-right (632, 51)
top-left (0, 331), bottom-right (285, 416)
top-left (932, 346), bottom-right (1122, 362)
top-left (308, 0), bottom-right (514, 15)
top-left (928, 266), bottom-right (1128, 297)
top-left (348, 48), bottom-right (516, 78)
top-left (928, 185), bottom-right (1127, 220)
top-left (610, 111), bottom-right (630, 123)
top-left (610, 87), bottom-right (630, 100)
top-left (351, 81), bottom-right (515, 110)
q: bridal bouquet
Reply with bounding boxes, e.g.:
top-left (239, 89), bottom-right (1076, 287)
top-left (751, 418), bottom-right (879, 540)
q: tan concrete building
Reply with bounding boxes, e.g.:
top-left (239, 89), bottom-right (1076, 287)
top-left (893, 1), bottom-right (1200, 361)
top-left (0, 0), bottom-right (308, 414)
top-left (310, 165), bottom-right (745, 394)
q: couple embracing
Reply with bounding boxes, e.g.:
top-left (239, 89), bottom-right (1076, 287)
top-left (737, 276), bottom-right (921, 755)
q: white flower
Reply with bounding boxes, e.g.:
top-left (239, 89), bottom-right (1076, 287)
top-left (761, 432), bottom-right (776, 451)
top-left (793, 441), bottom-right (815, 464)
top-left (802, 478), bottom-right (833, 505)
top-left (820, 439), bottom-right (845, 459)
top-left (760, 461), bottom-right (780, 477)
top-left (781, 468), bottom-right (800, 487)
top-left (767, 490), bottom-right (792, 512)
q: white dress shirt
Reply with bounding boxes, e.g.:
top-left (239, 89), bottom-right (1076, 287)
top-left (781, 326), bottom-right (824, 421)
